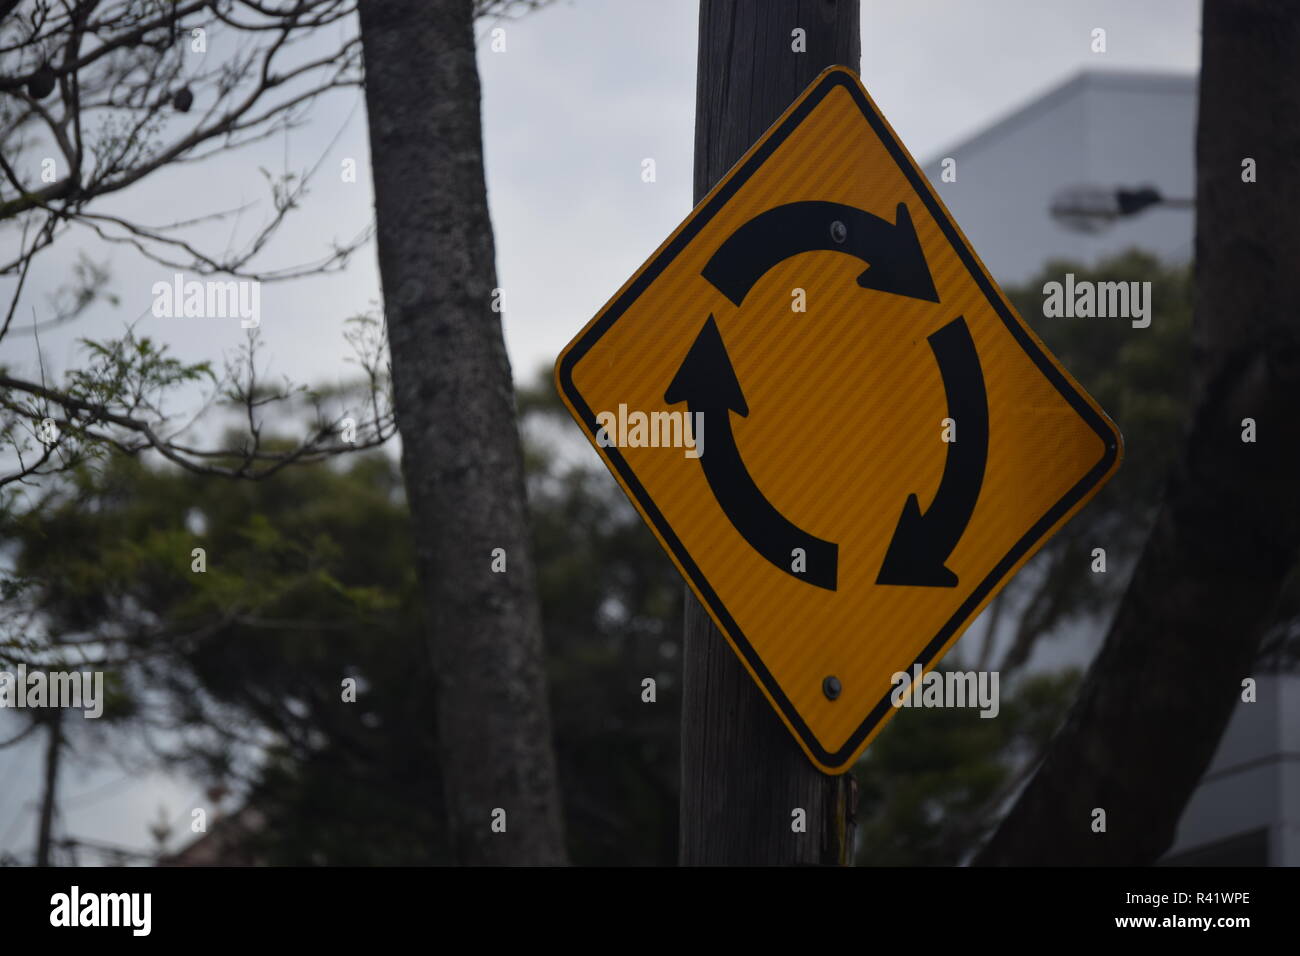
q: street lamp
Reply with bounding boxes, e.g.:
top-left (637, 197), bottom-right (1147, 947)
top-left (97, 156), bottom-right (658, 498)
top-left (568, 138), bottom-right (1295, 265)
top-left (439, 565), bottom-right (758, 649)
top-left (1049, 184), bottom-right (1193, 234)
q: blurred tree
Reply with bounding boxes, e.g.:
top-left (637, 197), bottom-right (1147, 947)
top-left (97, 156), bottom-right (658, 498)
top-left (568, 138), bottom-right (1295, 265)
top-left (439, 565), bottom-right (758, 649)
top-left (520, 374), bottom-right (684, 866)
top-left (2, 375), bottom-right (682, 865)
top-left (5, 445), bottom-right (448, 865)
top-left (982, 250), bottom-right (1194, 672)
top-left (854, 669), bottom-right (1079, 866)
top-left (979, 0), bottom-right (1300, 865)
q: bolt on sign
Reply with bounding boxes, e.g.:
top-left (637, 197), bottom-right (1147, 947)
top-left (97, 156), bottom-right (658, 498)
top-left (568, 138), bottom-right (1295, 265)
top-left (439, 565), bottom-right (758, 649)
top-left (555, 67), bottom-right (1122, 774)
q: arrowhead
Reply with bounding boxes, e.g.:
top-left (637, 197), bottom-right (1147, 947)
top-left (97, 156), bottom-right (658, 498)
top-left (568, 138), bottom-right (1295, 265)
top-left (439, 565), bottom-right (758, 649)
top-left (855, 203), bottom-right (940, 303)
top-left (664, 315), bottom-right (748, 415)
top-left (875, 493), bottom-right (959, 587)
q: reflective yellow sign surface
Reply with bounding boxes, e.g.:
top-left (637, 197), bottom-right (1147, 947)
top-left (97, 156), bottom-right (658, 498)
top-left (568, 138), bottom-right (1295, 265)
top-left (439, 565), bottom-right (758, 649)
top-left (555, 67), bottom-right (1122, 773)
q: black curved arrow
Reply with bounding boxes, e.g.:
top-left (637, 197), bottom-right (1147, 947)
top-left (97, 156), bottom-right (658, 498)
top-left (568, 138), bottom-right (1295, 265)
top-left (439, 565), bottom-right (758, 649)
top-left (876, 316), bottom-right (987, 588)
top-left (665, 315), bottom-right (838, 590)
top-left (701, 200), bottom-right (939, 306)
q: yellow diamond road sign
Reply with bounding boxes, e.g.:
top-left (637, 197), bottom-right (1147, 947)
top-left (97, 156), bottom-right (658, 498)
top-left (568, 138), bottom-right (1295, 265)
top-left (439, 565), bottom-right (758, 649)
top-left (554, 67), bottom-right (1123, 774)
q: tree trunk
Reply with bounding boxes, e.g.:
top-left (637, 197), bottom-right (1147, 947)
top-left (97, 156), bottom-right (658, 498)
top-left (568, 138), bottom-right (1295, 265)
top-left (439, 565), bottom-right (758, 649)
top-left (976, 0), bottom-right (1300, 866)
top-left (681, 0), bottom-right (860, 866)
top-left (358, 0), bottom-right (567, 866)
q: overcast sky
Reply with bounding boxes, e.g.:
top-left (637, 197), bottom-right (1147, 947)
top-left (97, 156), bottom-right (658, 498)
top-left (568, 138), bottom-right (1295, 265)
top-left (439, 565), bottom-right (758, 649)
top-left (0, 0), bottom-right (1201, 861)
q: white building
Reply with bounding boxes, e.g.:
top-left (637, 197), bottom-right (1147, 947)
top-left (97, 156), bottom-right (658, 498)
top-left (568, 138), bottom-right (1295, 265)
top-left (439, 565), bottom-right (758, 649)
top-left (923, 69), bottom-right (1196, 284)
top-left (1163, 674), bottom-right (1300, 866)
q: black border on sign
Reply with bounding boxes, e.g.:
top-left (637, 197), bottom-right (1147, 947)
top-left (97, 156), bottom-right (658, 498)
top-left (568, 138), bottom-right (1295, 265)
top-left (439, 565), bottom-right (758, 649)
top-left (555, 69), bottom-right (1121, 771)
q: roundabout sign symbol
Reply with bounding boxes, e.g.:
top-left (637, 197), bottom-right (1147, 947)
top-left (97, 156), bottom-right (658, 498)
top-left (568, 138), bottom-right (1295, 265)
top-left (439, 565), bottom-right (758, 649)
top-left (668, 199), bottom-right (990, 594)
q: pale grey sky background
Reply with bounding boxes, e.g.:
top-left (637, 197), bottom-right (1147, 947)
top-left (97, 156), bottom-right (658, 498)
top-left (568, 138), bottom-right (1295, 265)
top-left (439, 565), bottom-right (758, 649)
top-left (0, 0), bottom-right (1200, 862)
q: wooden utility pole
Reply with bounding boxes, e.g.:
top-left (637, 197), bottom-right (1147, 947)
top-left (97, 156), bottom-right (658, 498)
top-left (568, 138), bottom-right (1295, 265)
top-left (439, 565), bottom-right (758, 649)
top-left (681, 0), bottom-right (861, 866)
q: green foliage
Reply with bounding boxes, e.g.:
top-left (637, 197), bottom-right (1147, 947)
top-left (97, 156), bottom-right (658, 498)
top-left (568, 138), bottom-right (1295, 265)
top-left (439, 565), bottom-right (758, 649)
top-left (853, 669), bottom-right (1080, 865)
top-left (1014, 249), bottom-right (1193, 512)
top-left (4, 450), bottom-right (444, 864)
top-left (3, 372), bottom-right (685, 864)
top-left (994, 250), bottom-right (1194, 666)
top-left (0, 328), bottom-right (215, 522)
top-left (70, 331), bottom-right (215, 416)
top-left (522, 373), bottom-right (684, 866)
